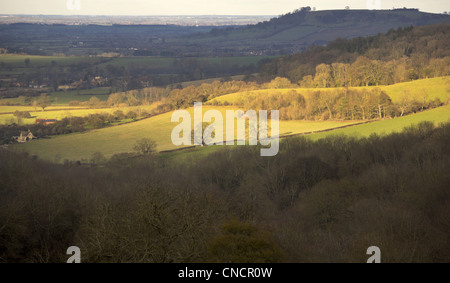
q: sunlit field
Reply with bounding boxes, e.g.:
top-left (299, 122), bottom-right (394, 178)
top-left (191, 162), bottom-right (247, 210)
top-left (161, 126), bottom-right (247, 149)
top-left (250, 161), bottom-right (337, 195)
top-left (11, 105), bottom-right (359, 162)
top-left (212, 77), bottom-right (450, 105)
top-left (0, 104), bottom-right (160, 125)
top-left (11, 102), bottom-right (450, 162)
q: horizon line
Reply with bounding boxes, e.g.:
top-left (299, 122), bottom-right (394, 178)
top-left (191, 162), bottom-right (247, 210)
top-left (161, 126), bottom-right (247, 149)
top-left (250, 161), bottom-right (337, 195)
top-left (1, 8), bottom-right (446, 17)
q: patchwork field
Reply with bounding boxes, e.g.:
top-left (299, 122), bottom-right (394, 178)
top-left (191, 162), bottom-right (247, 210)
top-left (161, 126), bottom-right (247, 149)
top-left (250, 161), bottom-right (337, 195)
top-left (12, 102), bottom-right (450, 162)
top-left (6, 76), bottom-right (450, 162)
top-left (11, 105), bottom-right (360, 162)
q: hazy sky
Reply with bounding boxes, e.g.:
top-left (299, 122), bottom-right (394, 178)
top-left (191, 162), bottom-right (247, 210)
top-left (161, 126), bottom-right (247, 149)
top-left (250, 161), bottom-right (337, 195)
top-left (0, 0), bottom-right (448, 15)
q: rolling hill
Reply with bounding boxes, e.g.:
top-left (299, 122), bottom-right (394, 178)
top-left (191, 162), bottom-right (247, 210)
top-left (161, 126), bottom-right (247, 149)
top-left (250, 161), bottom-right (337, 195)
top-left (309, 104), bottom-right (450, 140)
top-left (11, 99), bottom-right (450, 163)
top-left (8, 76), bottom-right (450, 162)
top-left (0, 104), bottom-right (160, 125)
top-left (212, 77), bottom-right (450, 105)
top-left (158, 103), bottom-right (450, 160)
top-left (11, 105), bottom-right (361, 162)
top-left (175, 9), bottom-right (450, 55)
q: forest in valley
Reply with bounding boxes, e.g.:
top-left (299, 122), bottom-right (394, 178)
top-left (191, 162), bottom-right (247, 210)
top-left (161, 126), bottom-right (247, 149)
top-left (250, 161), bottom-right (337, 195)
top-left (0, 121), bottom-right (449, 262)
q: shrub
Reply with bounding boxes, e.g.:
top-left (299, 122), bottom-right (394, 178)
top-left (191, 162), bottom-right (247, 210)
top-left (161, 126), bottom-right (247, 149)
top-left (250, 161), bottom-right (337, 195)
top-left (113, 110), bottom-right (125, 121)
top-left (13, 111), bottom-right (31, 119)
top-left (133, 138), bottom-right (157, 155)
top-left (90, 152), bottom-right (106, 164)
top-left (126, 111), bottom-right (137, 120)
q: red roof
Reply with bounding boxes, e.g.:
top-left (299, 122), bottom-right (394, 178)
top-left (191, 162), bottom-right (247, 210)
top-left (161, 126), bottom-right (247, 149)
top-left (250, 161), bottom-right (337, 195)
top-left (35, 119), bottom-right (57, 125)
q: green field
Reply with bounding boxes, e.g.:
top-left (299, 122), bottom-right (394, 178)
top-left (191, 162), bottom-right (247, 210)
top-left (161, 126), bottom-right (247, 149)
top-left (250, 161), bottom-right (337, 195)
top-left (0, 105), bottom-right (88, 124)
top-left (12, 103), bottom-right (450, 163)
top-left (11, 105), bottom-right (360, 162)
top-left (163, 104), bottom-right (450, 160)
top-left (309, 104), bottom-right (450, 140)
top-left (49, 87), bottom-right (112, 105)
top-left (0, 54), bottom-right (101, 67)
top-left (212, 77), bottom-right (450, 105)
top-left (0, 104), bottom-right (160, 125)
top-left (0, 54), bottom-right (270, 83)
top-left (380, 77), bottom-right (450, 103)
top-left (8, 77), bottom-right (450, 162)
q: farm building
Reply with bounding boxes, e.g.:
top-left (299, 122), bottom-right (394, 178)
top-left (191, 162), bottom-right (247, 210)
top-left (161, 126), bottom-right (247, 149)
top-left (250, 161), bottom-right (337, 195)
top-left (14, 131), bottom-right (35, 143)
top-left (35, 119), bottom-right (57, 125)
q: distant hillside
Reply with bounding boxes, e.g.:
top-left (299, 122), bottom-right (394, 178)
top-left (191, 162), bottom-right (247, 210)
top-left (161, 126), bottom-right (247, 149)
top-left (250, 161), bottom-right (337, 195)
top-left (258, 23), bottom-right (450, 83)
top-left (1, 9), bottom-right (448, 57)
top-left (177, 8), bottom-right (450, 56)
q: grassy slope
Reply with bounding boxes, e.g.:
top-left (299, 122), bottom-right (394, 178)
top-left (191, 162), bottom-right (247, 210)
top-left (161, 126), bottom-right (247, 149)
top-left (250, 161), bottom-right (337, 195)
top-left (9, 77), bottom-right (450, 162)
top-left (163, 104), bottom-right (450, 160)
top-left (213, 77), bottom-right (450, 104)
top-left (309, 104), bottom-right (450, 140)
top-left (49, 87), bottom-right (112, 105)
top-left (13, 109), bottom-right (178, 162)
top-left (183, 10), bottom-right (450, 48)
top-left (0, 104), bottom-right (160, 125)
top-left (12, 106), bottom-right (358, 162)
top-left (13, 103), bottom-right (450, 163)
top-left (381, 77), bottom-right (450, 103)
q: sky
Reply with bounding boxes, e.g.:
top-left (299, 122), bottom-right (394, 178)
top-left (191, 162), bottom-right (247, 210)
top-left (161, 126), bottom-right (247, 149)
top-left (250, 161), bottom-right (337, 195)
top-left (0, 0), bottom-right (448, 16)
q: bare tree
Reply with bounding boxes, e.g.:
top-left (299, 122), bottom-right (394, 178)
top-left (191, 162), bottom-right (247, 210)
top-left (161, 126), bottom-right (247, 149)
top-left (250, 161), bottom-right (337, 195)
top-left (399, 91), bottom-right (412, 117)
top-left (37, 94), bottom-right (51, 111)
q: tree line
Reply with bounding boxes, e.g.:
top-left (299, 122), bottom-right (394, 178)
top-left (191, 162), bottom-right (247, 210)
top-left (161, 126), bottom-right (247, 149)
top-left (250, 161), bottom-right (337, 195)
top-left (72, 80), bottom-right (262, 110)
top-left (210, 87), bottom-right (444, 121)
top-left (0, 121), bottom-right (449, 262)
top-left (68, 75), bottom-right (446, 122)
top-left (259, 24), bottom-right (450, 85)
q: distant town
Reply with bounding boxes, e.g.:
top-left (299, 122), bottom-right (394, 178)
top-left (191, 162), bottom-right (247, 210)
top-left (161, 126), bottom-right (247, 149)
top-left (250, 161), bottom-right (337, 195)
top-left (0, 14), bottom-right (273, 26)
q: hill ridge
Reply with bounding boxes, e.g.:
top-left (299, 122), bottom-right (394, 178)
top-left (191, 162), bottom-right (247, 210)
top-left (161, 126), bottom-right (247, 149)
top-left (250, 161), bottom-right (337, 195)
top-left (183, 8), bottom-right (450, 55)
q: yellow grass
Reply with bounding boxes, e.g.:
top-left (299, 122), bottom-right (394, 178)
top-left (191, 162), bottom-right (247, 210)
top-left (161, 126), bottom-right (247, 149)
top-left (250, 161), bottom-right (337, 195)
top-left (0, 104), bottom-right (161, 125)
top-left (12, 106), bottom-right (358, 162)
top-left (212, 76), bottom-right (450, 105)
